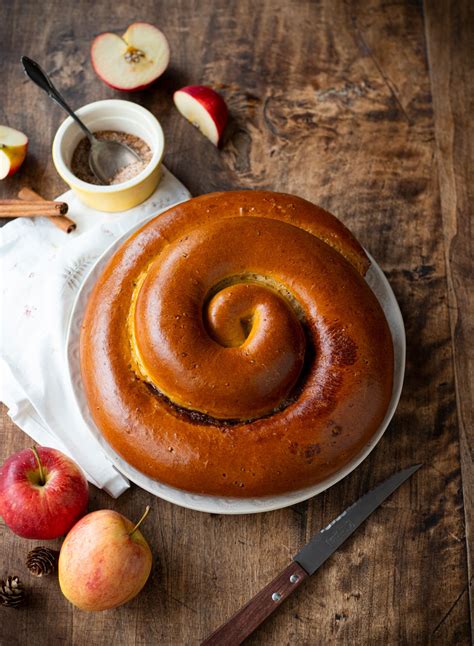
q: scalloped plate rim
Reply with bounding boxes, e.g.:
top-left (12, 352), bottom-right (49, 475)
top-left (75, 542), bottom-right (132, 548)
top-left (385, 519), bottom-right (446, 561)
top-left (66, 214), bottom-right (405, 514)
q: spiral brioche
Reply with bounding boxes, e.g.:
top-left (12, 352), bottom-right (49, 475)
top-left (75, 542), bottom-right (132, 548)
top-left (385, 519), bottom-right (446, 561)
top-left (80, 191), bottom-right (394, 497)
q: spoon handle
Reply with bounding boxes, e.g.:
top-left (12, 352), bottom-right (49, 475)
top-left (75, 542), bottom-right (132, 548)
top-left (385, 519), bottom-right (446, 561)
top-left (21, 56), bottom-right (94, 141)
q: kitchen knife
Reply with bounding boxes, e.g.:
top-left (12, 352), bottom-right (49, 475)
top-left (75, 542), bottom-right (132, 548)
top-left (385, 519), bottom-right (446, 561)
top-left (201, 464), bottom-right (422, 645)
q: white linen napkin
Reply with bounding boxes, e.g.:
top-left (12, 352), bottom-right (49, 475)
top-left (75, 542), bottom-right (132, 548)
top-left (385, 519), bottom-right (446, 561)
top-left (0, 166), bottom-right (191, 497)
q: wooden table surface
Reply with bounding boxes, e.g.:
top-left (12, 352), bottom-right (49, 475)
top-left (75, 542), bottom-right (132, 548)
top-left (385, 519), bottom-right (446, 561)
top-left (1, 1), bottom-right (472, 644)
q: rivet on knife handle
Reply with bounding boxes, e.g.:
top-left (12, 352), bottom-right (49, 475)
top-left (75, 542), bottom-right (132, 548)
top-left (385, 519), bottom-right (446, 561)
top-left (200, 561), bottom-right (308, 646)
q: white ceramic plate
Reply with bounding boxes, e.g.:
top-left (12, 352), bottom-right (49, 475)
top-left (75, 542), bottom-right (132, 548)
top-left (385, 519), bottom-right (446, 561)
top-left (66, 220), bottom-right (405, 514)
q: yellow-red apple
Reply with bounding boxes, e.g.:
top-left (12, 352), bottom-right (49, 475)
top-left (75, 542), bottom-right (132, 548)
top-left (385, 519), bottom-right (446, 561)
top-left (91, 22), bottom-right (170, 91)
top-left (0, 126), bottom-right (28, 179)
top-left (59, 507), bottom-right (152, 611)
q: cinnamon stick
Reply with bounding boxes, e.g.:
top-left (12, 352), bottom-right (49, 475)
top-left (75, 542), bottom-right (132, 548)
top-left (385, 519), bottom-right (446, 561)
top-left (0, 200), bottom-right (69, 217)
top-left (17, 187), bottom-right (76, 233)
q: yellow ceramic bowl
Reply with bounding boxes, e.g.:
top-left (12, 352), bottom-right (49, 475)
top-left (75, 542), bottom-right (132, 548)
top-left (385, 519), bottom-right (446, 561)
top-left (52, 99), bottom-right (164, 212)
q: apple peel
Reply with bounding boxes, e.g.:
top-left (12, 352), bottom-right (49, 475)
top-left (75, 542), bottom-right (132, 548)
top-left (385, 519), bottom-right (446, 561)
top-left (0, 446), bottom-right (89, 539)
top-left (173, 85), bottom-right (228, 146)
top-left (59, 508), bottom-right (152, 611)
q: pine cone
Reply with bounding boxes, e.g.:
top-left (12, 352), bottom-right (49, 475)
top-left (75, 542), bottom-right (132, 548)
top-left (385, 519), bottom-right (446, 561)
top-left (26, 547), bottom-right (59, 577)
top-left (0, 576), bottom-right (25, 608)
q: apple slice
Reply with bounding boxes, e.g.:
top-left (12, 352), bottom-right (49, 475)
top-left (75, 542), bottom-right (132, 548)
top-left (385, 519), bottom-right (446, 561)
top-left (0, 126), bottom-right (28, 179)
top-left (91, 22), bottom-right (170, 91)
top-left (173, 86), bottom-right (228, 146)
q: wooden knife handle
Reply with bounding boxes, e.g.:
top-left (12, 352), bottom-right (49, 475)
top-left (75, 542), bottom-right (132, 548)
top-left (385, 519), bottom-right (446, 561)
top-left (201, 561), bottom-right (308, 645)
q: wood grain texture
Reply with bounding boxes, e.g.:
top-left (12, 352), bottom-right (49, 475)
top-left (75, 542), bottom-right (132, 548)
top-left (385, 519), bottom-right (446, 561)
top-left (0, 0), bottom-right (471, 644)
top-left (424, 0), bottom-right (474, 634)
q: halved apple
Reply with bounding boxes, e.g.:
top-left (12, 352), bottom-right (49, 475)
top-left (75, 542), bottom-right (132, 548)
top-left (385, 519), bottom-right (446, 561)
top-left (173, 86), bottom-right (228, 146)
top-left (91, 22), bottom-right (170, 91)
top-left (0, 126), bottom-right (28, 180)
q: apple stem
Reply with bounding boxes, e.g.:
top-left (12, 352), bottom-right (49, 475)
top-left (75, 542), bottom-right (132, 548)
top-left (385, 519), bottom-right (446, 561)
top-left (129, 505), bottom-right (151, 537)
top-left (30, 446), bottom-right (45, 485)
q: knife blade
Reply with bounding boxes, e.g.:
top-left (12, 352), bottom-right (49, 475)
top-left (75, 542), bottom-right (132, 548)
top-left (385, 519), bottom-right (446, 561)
top-left (201, 464), bottom-right (422, 645)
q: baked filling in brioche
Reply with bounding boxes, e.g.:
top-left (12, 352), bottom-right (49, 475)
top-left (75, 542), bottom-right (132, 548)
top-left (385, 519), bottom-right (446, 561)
top-left (80, 191), bottom-right (394, 497)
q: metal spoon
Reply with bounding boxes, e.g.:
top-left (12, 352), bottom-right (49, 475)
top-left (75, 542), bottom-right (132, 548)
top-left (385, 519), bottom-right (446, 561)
top-left (21, 56), bottom-right (141, 184)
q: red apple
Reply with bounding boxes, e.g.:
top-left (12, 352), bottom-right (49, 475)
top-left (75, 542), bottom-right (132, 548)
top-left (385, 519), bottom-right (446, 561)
top-left (91, 22), bottom-right (170, 91)
top-left (173, 85), bottom-right (228, 146)
top-left (0, 126), bottom-right (28, 179)
top-left (59, 507), bottom-right (152, 611)
top-left (0, 446), bottom-right (89, 539)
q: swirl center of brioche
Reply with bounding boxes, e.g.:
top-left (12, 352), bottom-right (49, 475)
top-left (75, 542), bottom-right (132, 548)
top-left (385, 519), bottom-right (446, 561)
top-left (128, 216), bottom-right (314, 420)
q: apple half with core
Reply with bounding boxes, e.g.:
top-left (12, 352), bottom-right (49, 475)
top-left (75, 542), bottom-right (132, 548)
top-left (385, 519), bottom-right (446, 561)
top-left (0, 446), bottom-right (89, 539)
top-left (174, 85), bottom-right (228, 146)
top-left (0, 126), bottom-right (28, 179)
top-left (59, 507), bottom-right (153, 611)
top-left (91, 22), bottom-right (170, 91)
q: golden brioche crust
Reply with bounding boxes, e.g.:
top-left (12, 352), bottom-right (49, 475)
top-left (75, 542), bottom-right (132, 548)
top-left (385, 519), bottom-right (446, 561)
top-left (80, 191), bottom-right (393, 497)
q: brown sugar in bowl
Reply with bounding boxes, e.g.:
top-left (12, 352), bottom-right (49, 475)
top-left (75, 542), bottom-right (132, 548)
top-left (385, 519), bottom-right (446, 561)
top-left (52, 100), bottom-right (164, 212)
top-left (80, 191), bottom-right (394, 497)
